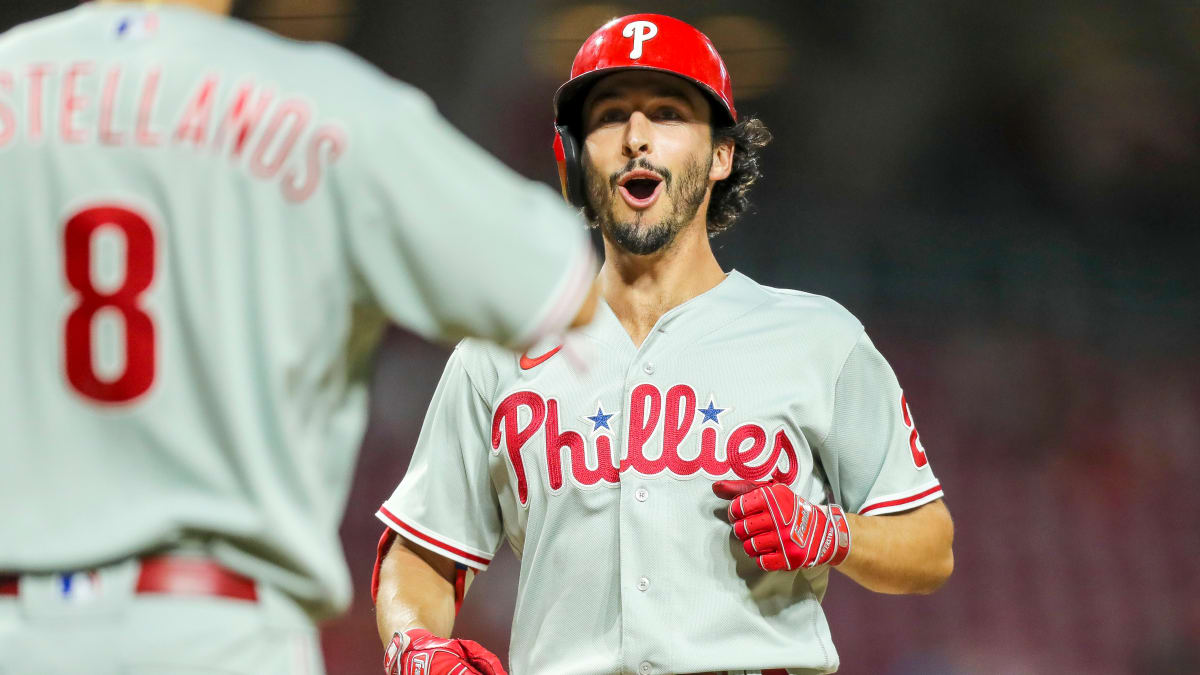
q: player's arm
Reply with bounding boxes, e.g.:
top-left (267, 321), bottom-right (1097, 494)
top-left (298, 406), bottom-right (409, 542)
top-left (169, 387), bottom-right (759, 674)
top-left (716, 330), bottom-right (953, 594)
top-left (370, 347), bottom-right (508, 673)
top-left (837, 499), bottom-right (953, 594)
top-left (817, 331), bottom-right (954, 594)
top-left (375, 535), bottom-right (457, 643)
top-left (342, 83), bottom-right (598, 350)
top-left (714, 483), bottom-right (953, 593)
top-left (373, 535), bottom-right (504, 675)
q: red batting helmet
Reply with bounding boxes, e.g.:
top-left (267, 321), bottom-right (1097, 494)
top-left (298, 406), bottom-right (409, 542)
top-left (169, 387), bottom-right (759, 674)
top-left (552, 14), bottom-right (736, 208)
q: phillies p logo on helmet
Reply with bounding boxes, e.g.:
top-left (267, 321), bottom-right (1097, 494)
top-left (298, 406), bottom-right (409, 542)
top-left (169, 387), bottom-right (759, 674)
top-left (622, 20), bottom-right (658, 59)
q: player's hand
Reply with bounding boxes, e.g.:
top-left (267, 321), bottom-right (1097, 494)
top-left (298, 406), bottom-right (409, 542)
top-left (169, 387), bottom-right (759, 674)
top-left (384, 629), bottom-right (507, 675)
top-left (712, 480), bottom-right (851, 572)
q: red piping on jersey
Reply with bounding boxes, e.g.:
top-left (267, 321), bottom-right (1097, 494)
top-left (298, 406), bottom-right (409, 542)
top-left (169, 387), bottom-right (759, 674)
top-left (454, 567), bottom-right (467, 613)
top-left (378, 506), bottom-right (492, 567)
top-left (371, 528), bottom-right (396, 604)
top-left (858, 484), bottom-right (943, 515)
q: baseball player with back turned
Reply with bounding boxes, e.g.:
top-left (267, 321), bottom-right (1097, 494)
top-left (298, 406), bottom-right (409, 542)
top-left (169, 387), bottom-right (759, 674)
top-left (0, 0), bottom-right (600, 673)
top-left (373, 14), bottom-right (955, 675)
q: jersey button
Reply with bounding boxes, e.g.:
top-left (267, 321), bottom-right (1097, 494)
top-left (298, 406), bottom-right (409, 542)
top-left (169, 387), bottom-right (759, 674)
top-left (634, 488), bottom-right (648, 502)
top-left (639, 661), bottom-right (652, 674)
top-left (636, 577), bottom-right (650, 592)
top-left (642, 362), bottom-right (655, 375)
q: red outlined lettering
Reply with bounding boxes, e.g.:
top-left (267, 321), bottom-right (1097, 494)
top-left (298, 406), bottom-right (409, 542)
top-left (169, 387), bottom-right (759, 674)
top-left (27, 63), bottom-right (52, 141)
top-left (769, 430), bottom-right (799, 484)
top-left (624, 383), bottom-right (664, 474)
top-left (491, 391), bottom-right (546, 505)
top-left (591, 435), bottom-right (620, 485)
top-left (250, 98), bottom-right (310, 179)
top-left (135, 68), bottom-right (162, 146)
top-left (62, 205), bottom-right (158, 404)
top-left (98, 67), bottom-right (125, 145)
top-left (173, 75), bottom-right (218, 147)
top-left (544, 398), bottom-right (584, 491)
top-left (490, 385), bottom-right (809, 497)
top-left (545, 398), bottom-right (616, 488)
top-left (726, 424), bottom-right (777, 481)
top-left (900, 393), bottom-right (928, 468)
top-left (662, 384), bottom-right (703, 474)
top-left (282, 123), bottom-right (347, 203)
top-left (213, 82), bottom-right (275, 158)
top-left (697, 427), bottom-right (728, 476)
top-left (0, 71), bottom-right (14, 147)
top-left (60, 61), bottom-right (93, 144)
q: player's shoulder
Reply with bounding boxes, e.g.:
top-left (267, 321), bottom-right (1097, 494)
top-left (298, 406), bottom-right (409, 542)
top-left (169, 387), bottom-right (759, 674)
top-left (732, 271), bottom-right (864, 338)
top-left (447, 338), bottom-right (519, 400)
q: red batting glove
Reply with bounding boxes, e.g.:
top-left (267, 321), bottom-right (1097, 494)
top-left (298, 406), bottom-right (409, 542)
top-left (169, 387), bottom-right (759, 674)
top-left (713, 480), bottom-right (851, 572)
top-left (383, 629), bottom-right (507, 675)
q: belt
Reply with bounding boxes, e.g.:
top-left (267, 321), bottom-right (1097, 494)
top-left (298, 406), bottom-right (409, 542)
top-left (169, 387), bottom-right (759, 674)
top-left (0, 555), bottom-right (257, 602)
top-left (690, 671), bottom-right (788, 674)
top-left (690, 671), bottom-right (789, 675)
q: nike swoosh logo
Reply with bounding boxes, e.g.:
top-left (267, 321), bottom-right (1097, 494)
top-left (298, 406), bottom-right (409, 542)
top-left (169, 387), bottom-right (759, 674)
top-left (519, 346), bottom-right (562, 370)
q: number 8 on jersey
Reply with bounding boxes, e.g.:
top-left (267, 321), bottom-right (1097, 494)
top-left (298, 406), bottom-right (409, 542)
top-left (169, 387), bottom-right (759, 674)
top-left (62, 204), bottom-right (158, 404)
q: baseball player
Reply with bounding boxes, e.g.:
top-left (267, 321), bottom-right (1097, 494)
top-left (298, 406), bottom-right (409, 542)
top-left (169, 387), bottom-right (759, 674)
top-left (0, 1), bottom-right (599, 673)
top-left (373, 13), bottom-right (955, 675)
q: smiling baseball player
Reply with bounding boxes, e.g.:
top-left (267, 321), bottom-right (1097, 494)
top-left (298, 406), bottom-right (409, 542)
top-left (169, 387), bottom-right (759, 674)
top-left (373, 14), bottom-right (954, 675)
top-left (0, 1), bottom-right (597, 673)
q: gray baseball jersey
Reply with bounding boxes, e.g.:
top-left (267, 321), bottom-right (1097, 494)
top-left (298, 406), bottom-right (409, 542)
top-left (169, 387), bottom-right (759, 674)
top-left (0, 4), bottom-right (593, 620)
top-left (379, 271), bottom-right (943, 675)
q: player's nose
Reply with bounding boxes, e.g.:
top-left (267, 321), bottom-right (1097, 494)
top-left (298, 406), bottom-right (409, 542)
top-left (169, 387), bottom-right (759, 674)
top-left (621, 111), bottom-right (652, 158)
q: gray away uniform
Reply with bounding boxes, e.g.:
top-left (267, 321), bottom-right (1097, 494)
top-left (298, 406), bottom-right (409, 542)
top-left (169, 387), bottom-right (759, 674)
top-left (0, 4), bottom-right (593, 673)
top-left (380, 271), bottom-right (943, 675)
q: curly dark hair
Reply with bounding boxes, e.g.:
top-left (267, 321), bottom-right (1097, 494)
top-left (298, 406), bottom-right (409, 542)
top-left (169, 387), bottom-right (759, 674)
top-left (707, 117), bottom-right (772, 237)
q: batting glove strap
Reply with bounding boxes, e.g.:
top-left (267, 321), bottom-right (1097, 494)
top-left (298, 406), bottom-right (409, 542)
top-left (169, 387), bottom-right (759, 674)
top-left (827, 504), bottom-right (851, 567)
top-left (383, 632), bottom-right (405, 675)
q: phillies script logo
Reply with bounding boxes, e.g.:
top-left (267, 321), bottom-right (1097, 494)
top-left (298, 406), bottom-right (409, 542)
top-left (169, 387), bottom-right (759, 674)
top-left (492, 383), bottom-right (799, 504)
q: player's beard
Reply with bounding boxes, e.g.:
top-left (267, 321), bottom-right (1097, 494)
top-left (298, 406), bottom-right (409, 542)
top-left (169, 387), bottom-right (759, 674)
top-left (584, 152), bottom-right (711, 256)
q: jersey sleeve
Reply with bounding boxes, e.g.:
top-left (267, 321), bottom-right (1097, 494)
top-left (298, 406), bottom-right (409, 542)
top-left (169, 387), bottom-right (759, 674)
top-left (375, 347), bottom-right (503, 570)
top-left (342, 85), bottom-right (595, 348)
top-left (814, 332), bottom-right (944, 515)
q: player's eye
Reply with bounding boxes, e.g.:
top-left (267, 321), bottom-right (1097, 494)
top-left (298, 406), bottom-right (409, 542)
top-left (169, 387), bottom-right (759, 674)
top-left (596, 108), bottom-right (628, 124)
top-left (653, 107), bottom-right (684, 121)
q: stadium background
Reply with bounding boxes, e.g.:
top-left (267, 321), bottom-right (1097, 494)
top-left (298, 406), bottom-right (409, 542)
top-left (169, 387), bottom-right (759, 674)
top-left (3, 1), bottom-right (1197, 673)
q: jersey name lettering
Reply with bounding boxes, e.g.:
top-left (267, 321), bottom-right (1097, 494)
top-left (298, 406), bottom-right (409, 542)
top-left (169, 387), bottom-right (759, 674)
top-left (0, 62), bottom-right (348, 203)
top-left (492, 384), bottom-right (800, 504)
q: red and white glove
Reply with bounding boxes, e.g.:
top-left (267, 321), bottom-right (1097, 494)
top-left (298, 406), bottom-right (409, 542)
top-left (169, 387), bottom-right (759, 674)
top-left (383, 629), bottom-right (507, 675)
top-left (713, 480), bottom-right (851, 572)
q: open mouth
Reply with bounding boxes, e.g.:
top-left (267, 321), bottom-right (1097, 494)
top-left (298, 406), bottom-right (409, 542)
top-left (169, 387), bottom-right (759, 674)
top-left (617, 170), bottom-right (665, 209)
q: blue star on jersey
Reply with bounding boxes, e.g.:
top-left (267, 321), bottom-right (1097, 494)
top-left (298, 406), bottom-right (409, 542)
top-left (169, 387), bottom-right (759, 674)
top-left (587, 406), bottom-right (615, 432)
top-left (698, 399), bottom-right (725, 425)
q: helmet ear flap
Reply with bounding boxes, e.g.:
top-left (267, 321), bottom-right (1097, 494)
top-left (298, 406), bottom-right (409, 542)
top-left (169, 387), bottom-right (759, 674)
top-left (553, 124), bottom-right (586, 209)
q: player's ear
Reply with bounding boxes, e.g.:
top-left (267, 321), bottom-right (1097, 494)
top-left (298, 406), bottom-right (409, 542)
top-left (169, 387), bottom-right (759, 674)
top-left (709, 135), bottom-right (734, 182)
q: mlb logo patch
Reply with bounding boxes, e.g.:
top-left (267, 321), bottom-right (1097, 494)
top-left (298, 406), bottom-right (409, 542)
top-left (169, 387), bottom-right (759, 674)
top-left (115, 13), bottom-right (159, 40)
top-left (57, 571), bottom-right (101, 603)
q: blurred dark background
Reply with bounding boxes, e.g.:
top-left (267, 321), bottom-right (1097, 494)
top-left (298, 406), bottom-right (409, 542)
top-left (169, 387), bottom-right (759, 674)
top-left (5, 1), bottom-right (1198, 673)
